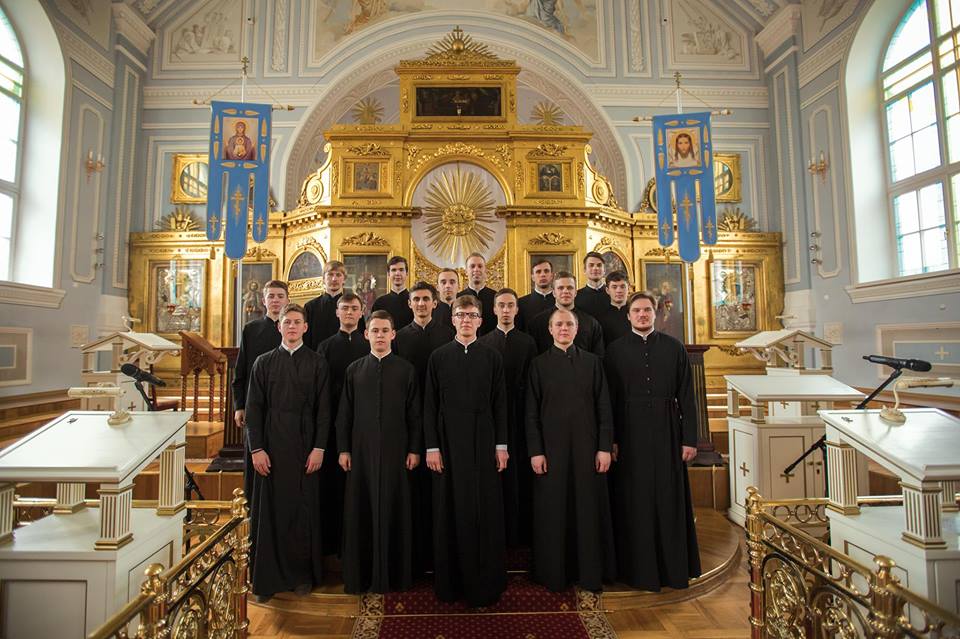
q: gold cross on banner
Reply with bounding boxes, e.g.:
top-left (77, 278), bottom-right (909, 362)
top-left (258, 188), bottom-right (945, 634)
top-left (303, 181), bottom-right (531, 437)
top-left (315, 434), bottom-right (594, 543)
top-left (704, 218), bottom-right (716, 242)
top-left (207, 215), bottom-right (219, 233)
top-left (739, 462), bottom-right (749, 477)
top-left (660, 221), bottom-right (671, 240)
top-left (255, 217), bottom-right (265, 235)
top-left (231, 186), bottom-right (244, 222)
top-left (680, 193), bottom-right (693, 229)
top-left (935, 345), bottom-right (951, 360)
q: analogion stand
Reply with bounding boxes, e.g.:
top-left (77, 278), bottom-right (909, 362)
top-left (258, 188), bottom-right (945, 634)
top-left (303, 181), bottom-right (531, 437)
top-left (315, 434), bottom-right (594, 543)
top-left (0, 410), bottom-right (189, 637)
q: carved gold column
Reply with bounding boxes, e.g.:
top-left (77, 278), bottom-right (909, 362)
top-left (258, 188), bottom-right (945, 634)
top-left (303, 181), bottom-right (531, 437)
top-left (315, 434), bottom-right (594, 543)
top-left (745, 487), bottom-right (765, 638)
top-left (54, 482), bottom-right (87, 514)
top-left (157, 441), bottom-right (186, 515)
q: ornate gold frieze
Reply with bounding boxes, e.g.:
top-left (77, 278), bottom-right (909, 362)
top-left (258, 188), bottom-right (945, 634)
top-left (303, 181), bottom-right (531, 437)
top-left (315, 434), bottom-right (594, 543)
top-left (526, 143), bottom-right (568, 158)
top-left (530, 232), bottom-right (571, 246)
top-left (244, 246), bottom-right (276, 260)
top-left (645, 247), bottom-right (679, 257)
top-left (288, 277), bottom-right (324, 294)
top-left (342, 232), bottom-right (390, 247)
top-left (347, 143), bottom-right (389, 156)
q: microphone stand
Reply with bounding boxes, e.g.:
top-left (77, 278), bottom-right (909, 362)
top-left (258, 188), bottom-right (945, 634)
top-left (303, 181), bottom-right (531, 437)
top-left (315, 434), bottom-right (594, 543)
top-left (782, 366), bottom-right (904, 488)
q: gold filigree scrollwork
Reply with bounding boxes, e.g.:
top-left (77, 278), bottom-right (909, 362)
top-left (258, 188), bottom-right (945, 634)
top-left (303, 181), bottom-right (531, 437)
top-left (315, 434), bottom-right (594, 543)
top-left (302, 173), bottom-right (324, 205)
top-left (515, 160), bottom-right (523, 192)
top-left (287, 277), bottom-right (324, 294)
top-left (406, 145), bottom-right (421, 170)
top-left (577, 162), bottom-right (585, 196)
top-left (718, 207), bottom-right (758, 232)
top-left (530, 232), bottom-right (571, 246)
top-left (331, 164), bottom-right (339, 196)
top-left (342, 232), bottom-right (390, 247)
top-left (763, 560), bottom-right (808, 637)
top-left (812, 590), bottom-right (868, 639)
top-left (593, 236), bottom-right (621, 254)
top-left (416, 26), bottom-right (504, 66)
top-left (645, 247), bottom-right (679, 257)
top-left (715, 344), bottom-right (744, 357)
top-left (400, 89), bottom-right (408, 113)
top-left (207, 560), bottom-right (238, 637)
top-left (171, 591), bottom-right (206, 638)
top-left (526, 143), bottom-right (568, 158)
top-left (156, 207), bottom-right (201, 232)
top-left (394, 160), bottom-right (402, 191)
top-left (347, 143), bottom-right (389, 156)
top-left (495, 143), bottom-right (511, 168)
top-left (244, 246), bottom-right (276, 260)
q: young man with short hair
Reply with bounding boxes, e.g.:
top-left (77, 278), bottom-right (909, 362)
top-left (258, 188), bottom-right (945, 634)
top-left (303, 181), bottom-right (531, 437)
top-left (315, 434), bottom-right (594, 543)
top-left (479, 288), bottom-right (538, 546)
top-left (598, 271), bottom-right (631, 346)
top-left (577, 252), bottom-right (611, 318)
top-left (425, 295), bottom-right (508, 606)
top-left (528, 271), bottom-right (605, 356)
top-left (526, 308), bottom-right (616, 592)
top-left (337, 310), bottom-right (421, 594)
top-left (516, 258), bottom-right (555, 331)
top-left (457, 253), bottom-right (496, 335)
top-left (434, 268), bottom-right (459, 328)
top-left (372, 256), bottom-right (413, 328)
top-left (316, 292), bottom-right (370, 557)
top-left (245, 303), bottom-right (331, 602)
top-left (304, 261), bottom-right (364, 350)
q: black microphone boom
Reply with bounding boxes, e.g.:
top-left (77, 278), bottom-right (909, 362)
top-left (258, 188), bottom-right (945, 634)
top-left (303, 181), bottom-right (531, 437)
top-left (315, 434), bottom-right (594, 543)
top-left (863, 355), bottom-right (932, 372)
top-left (120, 363), bottom-right (167, 386)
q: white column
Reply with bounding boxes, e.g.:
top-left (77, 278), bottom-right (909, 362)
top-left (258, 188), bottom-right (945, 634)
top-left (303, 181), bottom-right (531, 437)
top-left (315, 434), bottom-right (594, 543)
top-left (901, 481), bottom-right (946, 549)
top-left (54, 482), bottom-right (87, 514)
top-left (0, 483), bottom-right (14, 543)
top-left (826, 441), bottom-right (859, 515)
top-left (157, 441), bottom-right (186, 516)
top-left (96, 483), bottom-right (134, 550)
top-left (940, 480), bottom-right (959, 512)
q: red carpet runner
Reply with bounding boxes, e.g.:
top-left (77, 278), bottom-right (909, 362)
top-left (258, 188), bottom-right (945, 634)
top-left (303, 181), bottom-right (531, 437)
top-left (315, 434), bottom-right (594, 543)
top-left (350, 574), bottom-right (617, 638)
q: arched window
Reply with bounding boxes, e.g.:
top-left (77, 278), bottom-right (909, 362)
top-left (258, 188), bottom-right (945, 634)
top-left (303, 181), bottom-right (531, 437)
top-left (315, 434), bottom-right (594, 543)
top-left (881, 0), bottom-right (960, 276)
top-left (0, 8), bottom-right (23, 282)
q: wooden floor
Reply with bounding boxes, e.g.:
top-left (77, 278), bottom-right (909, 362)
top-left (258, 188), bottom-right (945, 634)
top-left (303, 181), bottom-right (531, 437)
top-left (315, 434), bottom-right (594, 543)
top-left (248, 509), bottom-right (751, 638)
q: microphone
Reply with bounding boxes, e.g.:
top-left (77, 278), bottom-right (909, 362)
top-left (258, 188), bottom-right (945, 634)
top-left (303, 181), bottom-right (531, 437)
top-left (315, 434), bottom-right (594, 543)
top-left (120, 363), bottom-right (167, 386)
top-left (862, 355), bottom-right (933, 372)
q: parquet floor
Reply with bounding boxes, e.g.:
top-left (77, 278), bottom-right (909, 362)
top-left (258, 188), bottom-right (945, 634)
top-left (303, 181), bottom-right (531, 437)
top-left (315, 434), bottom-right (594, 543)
top-left (247, 509), bottom-right (752, 639)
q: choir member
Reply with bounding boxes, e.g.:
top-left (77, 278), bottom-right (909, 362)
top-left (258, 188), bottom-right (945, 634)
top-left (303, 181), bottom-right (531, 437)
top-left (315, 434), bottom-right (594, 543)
top-left (372, 256), bottom-right (413, 328)
top-left (245, 303), bottom-right (331, 602)
top-left (457, 253), bottom-right (496, 335)
top-left (576, 252), bottom-right (611, 318)
top-left (479, 288), bottom-right (538, 546)
top-left (316, 292), bottom-right (370, 556)
top-left (434, 267), bottom-right (459, 328)
top-left (338, 310), bottom-right (421, 594)
top-left (528, 272), bottom-right (605, 356)
top-left (598, 271), bottom-right (631, 346)
top-left (425, 295), bottom-right (508, 607)
top-left (233, 280), bottom-right (287, 511)
top-left (525, 309), bottom-right (616, 592)
top-left (304, 260), bottom-right (364, 350)
top-left (394, 281), bottom-right (455, 573)
top-left (604, 292), bottom-right (701, 591)
top-left (516, 258), bottom-right (555, 331)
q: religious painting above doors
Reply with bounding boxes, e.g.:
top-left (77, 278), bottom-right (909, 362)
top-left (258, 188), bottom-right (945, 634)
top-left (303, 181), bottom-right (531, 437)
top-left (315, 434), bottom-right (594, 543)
top-left (641, 260), bottom-right (688, 343)
top-left (151, 259), bottom-right (205, 335)
top-left (709, 259), bottom-right (760, 337)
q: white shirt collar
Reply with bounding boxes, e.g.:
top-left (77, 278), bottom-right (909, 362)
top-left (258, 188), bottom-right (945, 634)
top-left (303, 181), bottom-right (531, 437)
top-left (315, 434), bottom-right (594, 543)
top-left (496, 325), bottom-right (514, 335)
top-left (586, 281), bottom-right (605, 290)
top-left (455, 335), bottom-right (478, 350)
top-left (631, 327), bottom-right (655, 339)
top-left (371, 350), bottom-right (392, 361)
top-left (534, 288), bottom-right (552, 298)
top-left (281, 340), bottom-right (304, 354)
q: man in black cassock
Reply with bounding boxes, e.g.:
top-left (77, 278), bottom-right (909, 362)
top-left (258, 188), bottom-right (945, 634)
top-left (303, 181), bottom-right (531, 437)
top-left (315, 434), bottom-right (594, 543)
top-left (576, 252), bottom-right (611, 319)
top-left (479, 288), bottom-right (537, 546)
top-left (457, 252), bottom-right (496, 335)
top-left (316, 292), bottom-right (369, 556)
top-left (528, 272), bottom-right (605, 356)
top-left (604, 291), bottom-right (700, 591)
top-left (598, 271), bottom-right (631, 347)
top-left (234, 280), bottom-right (287, 509)
top-left (337, 310), bottom-right (421, 593)
top-left (433, 268), bottom-right (459, 328)
top-left (372, 256), bottom-right (413, 327)
top-left (394, 281), bottom-right (454, 574)
top-left (245, 303), bottom-right (331, 602)
top-left (516, 258), bottom-right (554, 331)
top-left (425, 294), bottom-right (509, 607)
top-left (304, 260), bottom-right (365, 350)
top-left (526, 309), bottom-right (616, 592)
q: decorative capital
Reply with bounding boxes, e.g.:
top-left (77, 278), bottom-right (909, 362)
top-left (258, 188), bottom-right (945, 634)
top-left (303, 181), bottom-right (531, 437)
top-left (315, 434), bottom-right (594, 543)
top-left (526, 143), bottom-right (568, 159)
top-left (347, 143), bottom-right (389, 156)
top-left (342, 232), bottom-right (390, 247)
top-left (755, 4), bottom-right (801, 59)
top-left (112, 3), bottom-right (155, 56)
top-left (529, 232), bottom-right (571, 246)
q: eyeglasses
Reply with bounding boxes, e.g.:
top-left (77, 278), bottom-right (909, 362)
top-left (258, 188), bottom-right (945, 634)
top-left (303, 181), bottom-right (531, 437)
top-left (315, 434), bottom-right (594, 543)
top-left (453, 312), bottom-right (481, 320)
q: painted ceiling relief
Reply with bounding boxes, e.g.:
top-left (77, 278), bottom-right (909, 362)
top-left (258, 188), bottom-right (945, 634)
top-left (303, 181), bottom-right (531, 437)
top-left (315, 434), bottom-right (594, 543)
top-left (162, 0), bottom-right (244, 69)
top-left (802, 0), bottom-right (856, 50)
top-left (669, 0), bottom-right (745, 64)
top-left (310, 0), bottom-right (600, 63)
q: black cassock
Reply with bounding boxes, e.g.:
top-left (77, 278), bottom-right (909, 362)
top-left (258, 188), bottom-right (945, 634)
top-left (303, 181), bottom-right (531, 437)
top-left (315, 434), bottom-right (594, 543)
top-left (337, 353), bottom-right (421, 594)
top-left (394, 319), bottom-right (455, 573)
top-left (525, 346), bottom-right (616, 592)
top-left (317, 330), bottom-right (370, 555)
top-left (528, 306), bottom-right (605, 357)
top-left (245, 346), bottom-right (331, 596)
top-left (433, 300), bottom-right (452, 329)
top-left (425, 340), bottom-right (508, 606)
top-left (516, 290), bottom-right (554, 332)
top-left (478, 327), bottom-right (537, 546)
top-left (372, 290), bottom-right (413, 328)
top-left (604, 331), bottom-right (701, 590)
top-left (457, 286), bottom-right (496, 335)
top-left (233, 317), bottom-right (281, 505)
top-left (598, 305), bottom-right (630, 347)
top-left (304, 291), bottom-right (366, 351)
top-left (576, 285), bottom-right (611, 319)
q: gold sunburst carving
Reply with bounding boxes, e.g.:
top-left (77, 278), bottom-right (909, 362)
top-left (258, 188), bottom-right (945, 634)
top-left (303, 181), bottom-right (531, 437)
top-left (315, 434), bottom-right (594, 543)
top-left (351, 97), bottom-right (384, 124)
top-left (531, 101), bottom-right (564, 125)
top-left (423, 167), bottom-right (497, 264)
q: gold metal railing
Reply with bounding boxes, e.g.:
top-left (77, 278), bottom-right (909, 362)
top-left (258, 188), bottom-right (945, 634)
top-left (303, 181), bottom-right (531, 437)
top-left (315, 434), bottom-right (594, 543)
top-left (745, 487), bottom-right (960, 638)
top-left (86, 489), bottom-right (250, 639)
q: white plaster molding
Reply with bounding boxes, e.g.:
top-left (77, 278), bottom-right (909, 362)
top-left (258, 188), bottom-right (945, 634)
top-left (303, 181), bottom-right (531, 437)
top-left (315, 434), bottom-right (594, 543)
top-left (800, 80), bottom-right (840, 110)
top-left (660, 0), bottom-right (758, 78)
top-left (588, 85), bottom-right (769, 109)
top-left (54, 21), bottom-right (114, 89)
top-left (783, 289), bottom-right (816, 332)
top-left (152, 0), bottom-right (257, 80)
top-left (764, 45), bottom-right (798, 74)
top-left (68, 105), bottom-right (105, 284)
top-left (0, 282), bottom-right (66, 309)
top-left (71, 79), bottom-right (112, 110)
top-left (115, 44), bottom-right (148, 73)
top-left (112, 3), bottom-right (155, 56)
top-left (113, 67), bottom-right (140, 290)
top-left (807, 105), bottom-right (842, 279)
top-left (846, 270), bottom-right (960, 303)
top-left (270, 0), bottom-right (288, 73)
top-left (755, 4), bottom-right (801, 58)
top-left (772, 66), bottom-right (802, 285)
top-left (142, 84), bottom-right (332, 109)
top-left (798, 21), bottom-right (857, 87)
top-left (625, 0), bottom-right (649, 75)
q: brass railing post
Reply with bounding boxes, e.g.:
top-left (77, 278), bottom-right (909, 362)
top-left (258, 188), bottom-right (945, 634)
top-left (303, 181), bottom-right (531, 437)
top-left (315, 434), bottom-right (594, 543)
top-left (232, 488), bottom-right (250, 638)
top-left (868, 556), bottom-right (902, 639)
top-left (745, 486), bottom-right (765, 638)
top-left (140, 563), bottom-right (167, 639)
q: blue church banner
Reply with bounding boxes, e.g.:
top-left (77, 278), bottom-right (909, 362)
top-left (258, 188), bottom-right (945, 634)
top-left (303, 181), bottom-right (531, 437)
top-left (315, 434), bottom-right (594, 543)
top-left (652, 112), bottom-right (717, 262)
top-left (206, 101), bottom-right (271, 259)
